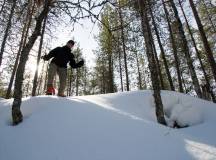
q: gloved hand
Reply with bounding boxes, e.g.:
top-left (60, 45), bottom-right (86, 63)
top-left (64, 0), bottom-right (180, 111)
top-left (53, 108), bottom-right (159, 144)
top-left (41, 55), bottom-right (49, 61)
top-left (70, 59), bottom-right (84, 68)
top-left (76, 59), bottom-right (84, 68)
top-left (78, 59), bottom-right (84, 66)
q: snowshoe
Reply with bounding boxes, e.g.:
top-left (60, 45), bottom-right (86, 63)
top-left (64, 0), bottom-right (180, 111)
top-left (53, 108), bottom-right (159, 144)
top-left (46, 87), bottom-right (56, 95)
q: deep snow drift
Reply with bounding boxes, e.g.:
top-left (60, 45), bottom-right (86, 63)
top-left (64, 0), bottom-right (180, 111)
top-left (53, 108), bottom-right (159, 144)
top-left (0, 90), bottom-right (216, 160)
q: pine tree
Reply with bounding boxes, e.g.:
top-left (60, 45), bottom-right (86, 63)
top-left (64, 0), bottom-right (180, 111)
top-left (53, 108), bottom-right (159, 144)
top-left (12, 1), bottom-right (51, 125)
top-left (6, 0), bottom-right (35, 99)
top-left (136, 0), bottom-right (166, 125)
top-left (149, 4), bottom-right (175, 91)
top-left (189, 0), bottom-right (216, 84)
top-left (169, 0), bottom-right (202, 98)
top-left (162, 0), bottom-right (184, 93)
top-left (0, 0), bottom-right (17, 67)
top-left (95, 6), bottom-right (115, 93)
top-left (178, 0), bottom-right (215, 102)
top-left (117, 1), bottom-right (130, 91)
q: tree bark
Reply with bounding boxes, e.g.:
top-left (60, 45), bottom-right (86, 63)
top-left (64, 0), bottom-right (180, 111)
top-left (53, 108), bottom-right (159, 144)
top-left (170, 0), bottom-right (203, 98)
top-left (189, 0), bottom-right (216, 84)
top-left (162, 0), bottom-right (184, 93)
top-left (138, 0), bottom-right (166, 125)
top-left (0, 0), bottom-right (17, 67)
top-left (12, 1), bottom-right (50, 125)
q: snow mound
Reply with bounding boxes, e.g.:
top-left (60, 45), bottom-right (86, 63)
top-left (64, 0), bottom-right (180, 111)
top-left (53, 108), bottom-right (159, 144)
top-left (0, 90), bottom-right (216, 160)
top-left (83, 90), bottom-right (205, 127)
top-left (0, 97), bottom-right (4, 100)
top-left (160, 92), bottom-right (204, 127)
top-left (170, 103), bottom-right (203, 127)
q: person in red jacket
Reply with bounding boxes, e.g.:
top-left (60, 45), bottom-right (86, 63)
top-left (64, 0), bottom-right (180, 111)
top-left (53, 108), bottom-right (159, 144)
top-left (42, 40), bottom-right (84, 97)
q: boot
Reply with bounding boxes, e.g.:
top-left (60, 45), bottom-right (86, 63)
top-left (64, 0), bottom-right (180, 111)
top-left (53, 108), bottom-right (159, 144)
top-left (57, 93), bottom-right (66, 97)
top-left (46, 87), bottom-right (55, 95)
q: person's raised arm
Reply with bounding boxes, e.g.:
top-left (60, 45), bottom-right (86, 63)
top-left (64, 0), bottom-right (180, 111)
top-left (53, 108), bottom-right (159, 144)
top-left (69, 54), bottom-right (84, 68)
top-left (42, 47), bottom-right (60, 61)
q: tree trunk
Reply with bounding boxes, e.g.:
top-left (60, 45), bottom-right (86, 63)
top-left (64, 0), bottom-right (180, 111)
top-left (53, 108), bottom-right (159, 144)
top-left (201, 0), bottom-right (216, 33)
top-left (0, 0), bottom-right (17, 67)
top-left (133, 37), bottom-right (142, 89)
top-left (67, 68), bottom-right (73, 96)
top-left (138, 0), bottom-right (166, 125)
top-left (162, 0), bottom-right (184, 93)
top-left (32, 14), bottom-right (47, 96)
top-left (118, 4), bottom-right (130, 91)
top-left (0, 0), bottom-right (6, 15)
top-left (43, 65), bottom-right (49, 93)
top-left (83, 66), bottom-right (87, 95)
top-left (178, 0), bottom-right (215, 102)
top-left (5, 23), bottom-right (26, 99)
top-left (135, 50), bottom-right (142, 89)
top-left (150, 5), bottom-right (175, 91)
top-left (102, 65), bottom-right (106, 93)
top-left (189, 0), bottom-right (216, 84)
top-left (117, 35), bottom-right (124, 92)
top-left (12, 2), bottom-right (50, 125)
top-left (108, 51), bottom-right (114, 93)
top-left (6, 0), bottom-right (35, 99)
top-left (107, 29), bottom-right (114, 93)
top-left (150, 31), bottom-right (165, 90)
top-left (75, 70), bottom-right (79, 96)
top-left (170, 0), bottom-right (203, 98)
top-left (37, 59), bottom-right (45, 95)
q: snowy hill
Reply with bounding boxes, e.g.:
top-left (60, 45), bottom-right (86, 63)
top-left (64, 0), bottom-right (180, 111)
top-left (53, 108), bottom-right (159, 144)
top-left (0, 90), bottom-right (216, 160)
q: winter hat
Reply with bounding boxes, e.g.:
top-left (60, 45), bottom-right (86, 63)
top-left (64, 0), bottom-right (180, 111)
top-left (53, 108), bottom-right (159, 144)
top-left (67, 40), bottom-right (75, 46)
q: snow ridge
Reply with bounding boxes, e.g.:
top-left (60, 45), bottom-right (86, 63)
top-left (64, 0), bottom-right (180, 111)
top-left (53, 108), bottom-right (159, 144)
top-left (0, 90), bottom-right (216, 160)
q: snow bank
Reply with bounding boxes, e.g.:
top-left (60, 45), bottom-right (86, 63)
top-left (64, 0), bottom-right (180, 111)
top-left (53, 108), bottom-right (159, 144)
top-left (170, 103), bottom-right (203, 127)
top-left (160, 91), bottom-right (204, 127)
top-left (76, 90), bottom-right (209, 127)
top-left (0, 90), bottom-right (216, 160)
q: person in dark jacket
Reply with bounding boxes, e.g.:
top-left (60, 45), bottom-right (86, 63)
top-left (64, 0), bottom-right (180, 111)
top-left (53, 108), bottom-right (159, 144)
top-left (42, 40), bottom-right (84, 97)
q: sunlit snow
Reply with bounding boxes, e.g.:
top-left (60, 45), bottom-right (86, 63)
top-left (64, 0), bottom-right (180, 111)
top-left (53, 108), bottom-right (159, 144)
top-left (0, 90), bottom-right (216, 160)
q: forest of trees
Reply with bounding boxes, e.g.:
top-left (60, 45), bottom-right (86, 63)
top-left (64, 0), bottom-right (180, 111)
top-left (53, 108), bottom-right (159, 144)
top-left (0, 0), bottom-right (215, 125)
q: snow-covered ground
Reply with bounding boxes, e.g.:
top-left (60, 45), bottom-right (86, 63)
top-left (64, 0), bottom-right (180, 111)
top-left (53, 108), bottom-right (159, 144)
top-left (0, 90), bottom-right (216, 160)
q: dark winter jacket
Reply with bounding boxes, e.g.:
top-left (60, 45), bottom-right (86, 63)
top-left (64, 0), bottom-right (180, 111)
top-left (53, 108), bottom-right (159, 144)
top-left (43, 46), bottom-right (84, 68)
